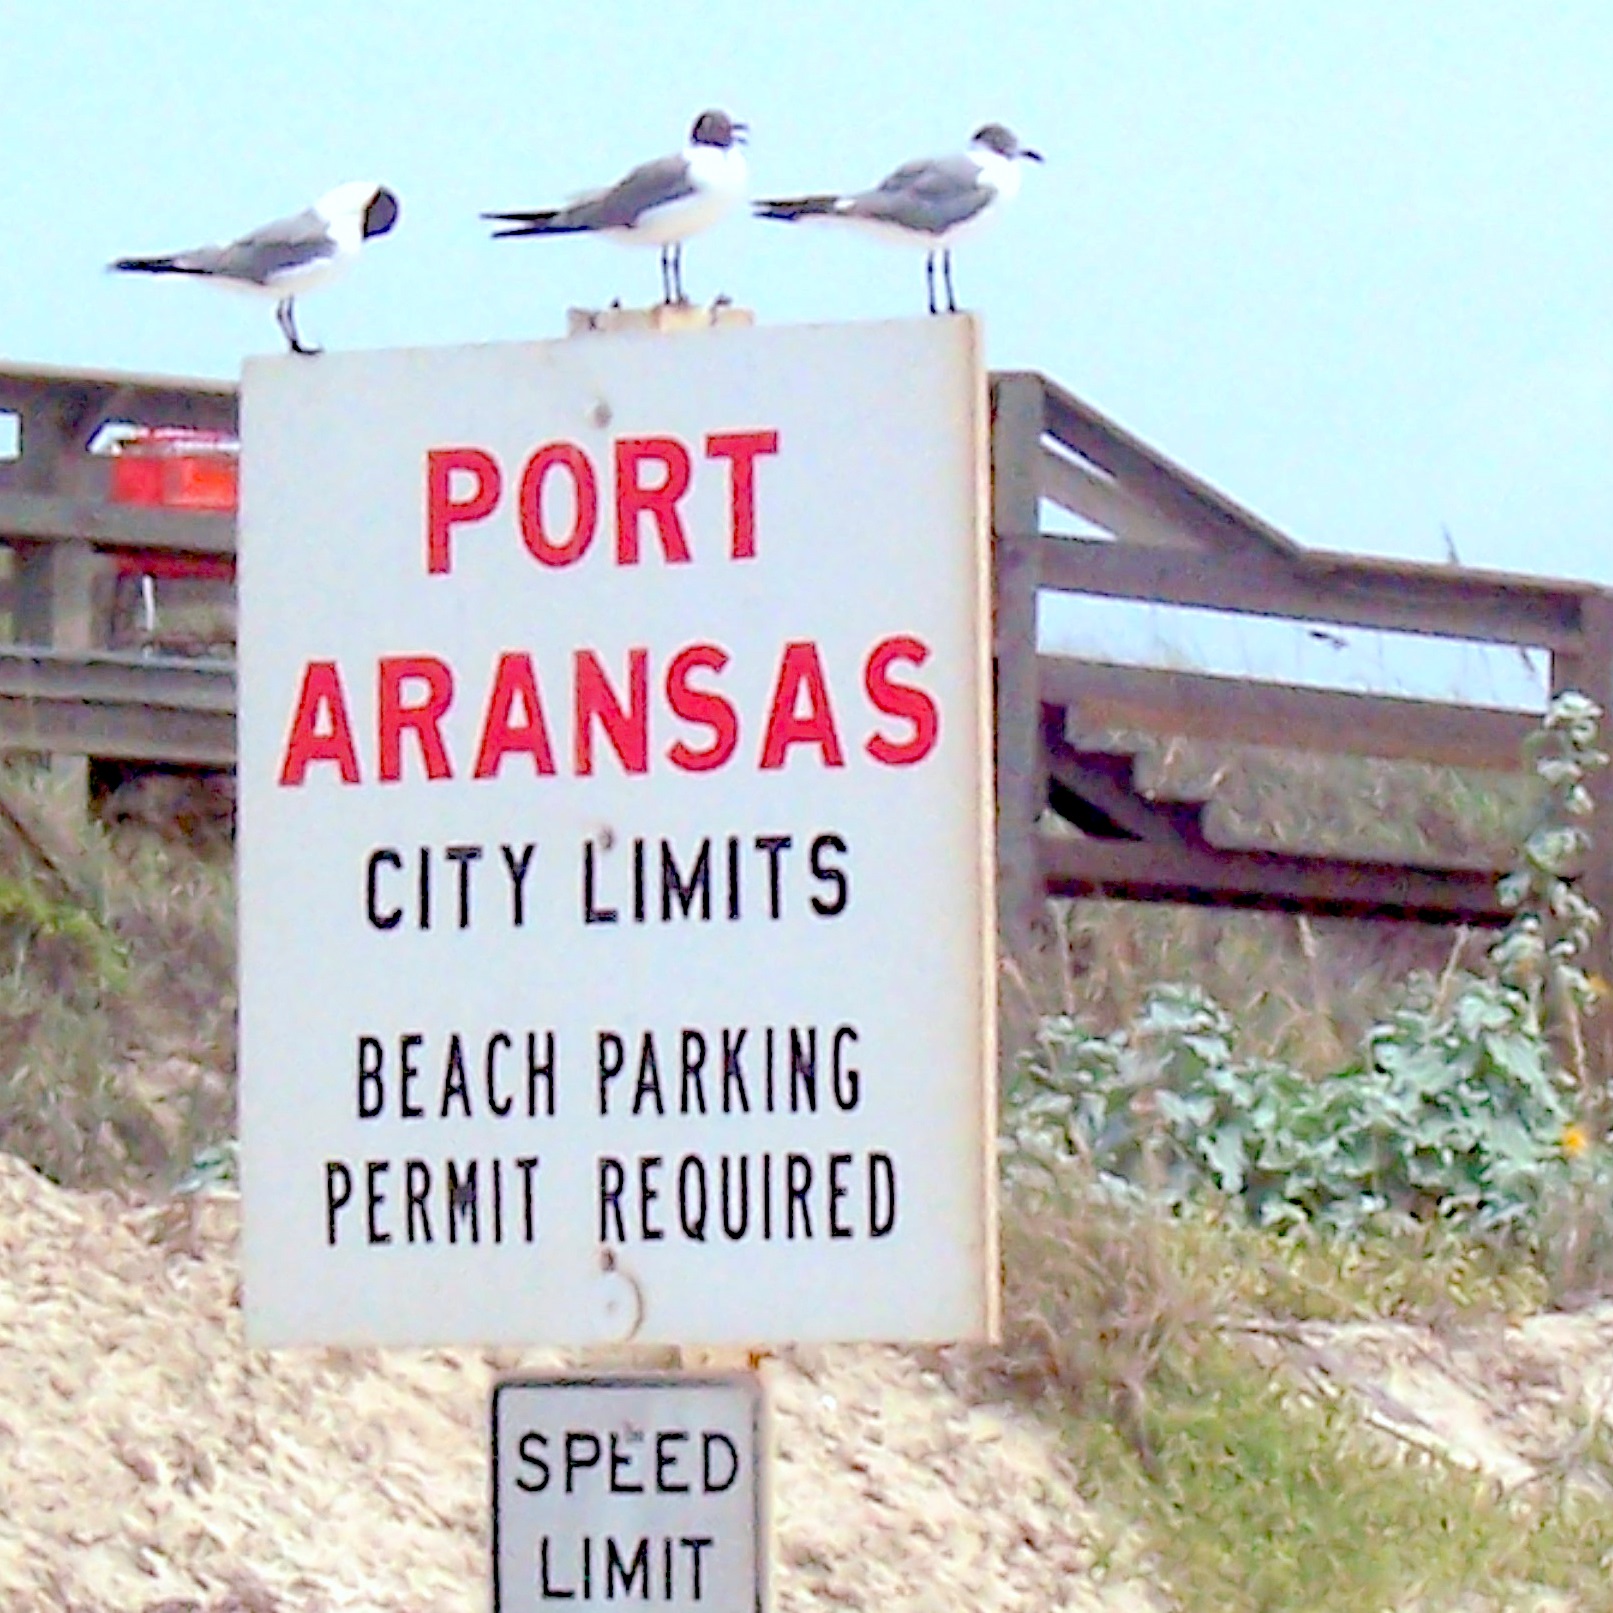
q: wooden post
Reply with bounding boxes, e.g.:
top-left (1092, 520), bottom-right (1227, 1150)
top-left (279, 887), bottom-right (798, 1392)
top-left (990, 375), bottom-right (1048, 1049)
top-left (1552, 592), bottom-right (1613, 1090)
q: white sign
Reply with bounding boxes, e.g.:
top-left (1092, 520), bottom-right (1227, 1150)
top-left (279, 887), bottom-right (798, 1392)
top-left (492, 1375), bottom-right (766, 1612)
top-left (238, 317), bottom-right (996, 1346)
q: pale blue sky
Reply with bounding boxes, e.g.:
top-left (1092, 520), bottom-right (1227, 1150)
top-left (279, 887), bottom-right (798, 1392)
top-left (6, 2), bottom-right (1612, 604)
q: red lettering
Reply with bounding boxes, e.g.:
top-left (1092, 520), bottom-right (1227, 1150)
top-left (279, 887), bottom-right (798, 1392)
top-left (864, 636), bottom-right (939, 766)
top-left (377, 656), bottom-right (454, 782)
top-left (705, 430), bottom-right (779, 560)
top-left (615, 437), bottom-right (692, 564)
top-left (759, 641), bottom-right (845, 770)
top-left (520, 442), bottom-right (597, 567)
top-left (278, 660), bottom-right (360, 785)
top-left (473, 652), bottom-right (557, 778)
top-left (574, 649), bottom-right (649, 774)
top-left (665, 644), bottom-right (738, 772)
top-left (426, 448), bottom-right (501, 575)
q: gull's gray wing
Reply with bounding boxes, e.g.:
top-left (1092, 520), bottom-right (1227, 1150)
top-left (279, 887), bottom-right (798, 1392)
top-left (844, 154), bottom-right (994, 236)
top-left (135, 207), bottom-right (339, 284)
top-left (554, 153), bottom-right (696, 231)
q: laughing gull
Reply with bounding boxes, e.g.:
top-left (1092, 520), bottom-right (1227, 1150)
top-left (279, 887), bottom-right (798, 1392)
top-left (483, 110), bottom-right (748, 305)
top-left (110, 181), bottom-right (400, 355)
top-left (754, 124), bottom-right (1043, 314)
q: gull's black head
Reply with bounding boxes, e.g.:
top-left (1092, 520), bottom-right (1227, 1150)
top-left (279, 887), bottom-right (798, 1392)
top-left (363, 186), bottom-right (401, 239)
top-left (971, 123), bottom-right (1043, 162)
top-left (691, 109), bottom-right (747, 148)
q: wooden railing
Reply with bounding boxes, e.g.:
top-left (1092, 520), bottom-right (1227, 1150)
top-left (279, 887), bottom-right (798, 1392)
top-left (3, 360), bottom-right (1610, 996)
top-left (990, 371), bottom-right (1613, 994)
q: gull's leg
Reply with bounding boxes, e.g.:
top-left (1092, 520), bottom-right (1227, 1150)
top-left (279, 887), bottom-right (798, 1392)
top-left (673, 243), bottom-right (689, 305)
top-left (925, 252), bottom-right (937, 316)
top-left (277, 297), bottom-right (321, 357)
top-left (943, 250), bottom-right (958, 314)
top-left (659, 245), bottom-right (672, 304)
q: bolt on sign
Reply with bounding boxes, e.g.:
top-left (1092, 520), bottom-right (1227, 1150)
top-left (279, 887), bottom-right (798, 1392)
top-left (238, 317), bottom-right (997, 1346)
top-left (492, 1375), bottom-right (766, 1612)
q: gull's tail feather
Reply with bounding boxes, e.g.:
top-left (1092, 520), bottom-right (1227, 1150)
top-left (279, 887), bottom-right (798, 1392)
top-left (109, 252), bottom-right (215, 276)
top-left (753, 194), bottom-right (843, 222)
top-left (482, 208), bottom-right (588, 239)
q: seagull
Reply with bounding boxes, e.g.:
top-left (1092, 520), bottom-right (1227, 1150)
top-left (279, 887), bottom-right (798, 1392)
top-left (753, 124), bottom-right (1043, 314)
top-left (482, 110), bottom-right (748, 306)
top-left (110, 181), bottom-right (400, 356)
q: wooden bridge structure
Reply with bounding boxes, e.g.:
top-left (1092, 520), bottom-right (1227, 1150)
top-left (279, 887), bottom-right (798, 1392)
top-left (2, 360), bottom-right (1610, 993)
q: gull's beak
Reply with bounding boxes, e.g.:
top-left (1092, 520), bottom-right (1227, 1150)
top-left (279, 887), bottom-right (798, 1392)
top-left (1021, 147), bottom-right (1045, 163)
top-left (733, 121), bottom-right (750, 145)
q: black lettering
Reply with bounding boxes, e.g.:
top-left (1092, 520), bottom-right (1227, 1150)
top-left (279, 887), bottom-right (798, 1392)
top-left (405, 1158), bottom-right (433, 1243)
top-left (399, 1032), bottom-right (424, 1118)
top-left (703, 1432), bottom-right (739, 1492)
top-left (564, 1431), bottom-right (601, 1493)
top-left (365, 847), bottom-right (403, 930)
top-left (633, 1034), bottom-right (666, 1116)
top-left (515, 1430), bottom-right (550, 1492)
top-left (870, 1152), bottom-right (897, 1237)
top-left (447, 1159), bottom-right (479, 1243)
top-left (810, 832), bottom-right (849, 915)
top-left (515, 1156), bottom-right (540, 1242)
top-left (583, 841), bottom-right (618, 924)
top-left (639, 1155), bottom-right (665, 1241)
top-left (357, 1036), bottom-right (384, 1118)
top-left (527, 1031), bottom-right (556, 1117)
top-left (417, 845), bottom-right (431, 929)
top-left (754, 833), bottom-right (791, 918)
top-left (832, 1025), bottom-right (860, 1110)
top-left (539, 1537), bottom-right (574, 1599)
top-left (609, 1434), bottom-right (645, 1494)
top-left (828, 1152), bottom-right (853, 1239)
top-left (678, 1156), bottom-right (709, 1241)
top-left (485, 1031), bottom-right (513, 1117)
top-left (598, 1156), bottom-right (626, 1242)
top-left (444, 843), bottom-right (482, 928)
top-left (684, 1537), bottom-right (713, 1600)
top-left (605, 1537), bottom-right (648, 1598)
top-left (440, 1036), bottom-right (471, 1118)
top-left (598, 1031), bottom-right (624, 1115)
top-left (721, 1028), bottom-right (750, 1113)
top-left (502, 842), bottom-right (536, 927)
top-left (787, 1152), bottom-right (812, 1239)
top-left (657, 1429), bottom-right (691, 1493)
top-left (789, 1028), bottom-right (818, 1111)
top-left (365, 1160), bottom-right (391, 1244)
top-left (325, 1161), bottom-right (352, 1245)
top-left (720, 1154), bottom-right (749, 1239)
top-left (680, 1029), bottom-right (708, 1114)
top-left (661, 838), bottom-right (712, 920)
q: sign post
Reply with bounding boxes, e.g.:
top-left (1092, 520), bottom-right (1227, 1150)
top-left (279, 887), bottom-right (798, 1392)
top-left (239, 316), bottom-right (996, 1348)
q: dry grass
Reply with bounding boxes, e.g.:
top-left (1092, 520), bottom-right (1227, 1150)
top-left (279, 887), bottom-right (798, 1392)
top-left (0, 763), bottom-right (234, 1191)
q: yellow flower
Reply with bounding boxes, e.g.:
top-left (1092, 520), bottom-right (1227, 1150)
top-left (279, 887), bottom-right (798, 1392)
top-left (1562, 1122), bottom-right (1592, 1159)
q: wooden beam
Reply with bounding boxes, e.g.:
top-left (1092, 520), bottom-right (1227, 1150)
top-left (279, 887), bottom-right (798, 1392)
top-left (1041, 656), bottom-right (1537, 772)
top-left (992, 374), bottom-right (1049, 966)
top-left (0, 492), bottom-right (234, 555)
top-left (1041, 833), bottom-right (1509, 928)
top-left (1038, 444), bottom-right (1206, 549)
top-left (0, 647), bottom-right (234, 710)
top-left (1036, 535), bottom-right (1586, 650)
top-left (0, 697), bottom-right (234, 767)
top-left (1022, 372), bottom-right (1303, 560)
top-left (0, 649), bottom-right (235, 768)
